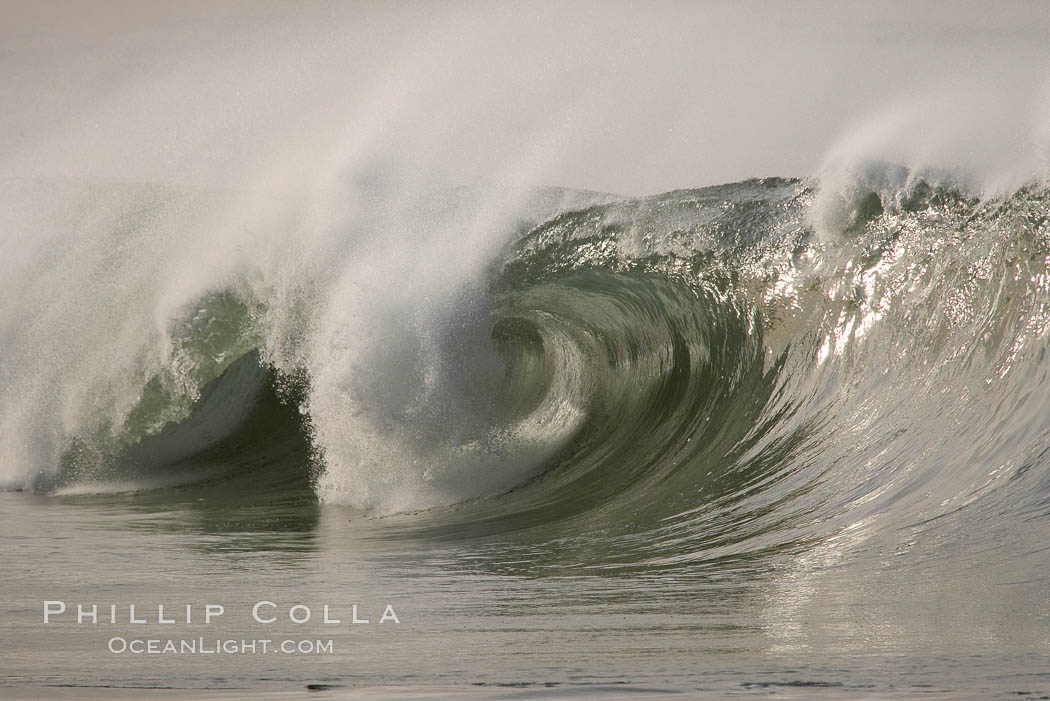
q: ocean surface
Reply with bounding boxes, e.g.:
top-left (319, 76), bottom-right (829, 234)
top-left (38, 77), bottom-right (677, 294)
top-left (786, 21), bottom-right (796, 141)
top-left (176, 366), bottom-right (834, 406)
top-left (4, 174), bottom-right (1050, 698)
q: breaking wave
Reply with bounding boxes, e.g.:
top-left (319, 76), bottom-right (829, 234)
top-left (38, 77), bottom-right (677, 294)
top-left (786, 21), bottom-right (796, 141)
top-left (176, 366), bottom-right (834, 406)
top-left (4, 169), bottom-right (1050, 569)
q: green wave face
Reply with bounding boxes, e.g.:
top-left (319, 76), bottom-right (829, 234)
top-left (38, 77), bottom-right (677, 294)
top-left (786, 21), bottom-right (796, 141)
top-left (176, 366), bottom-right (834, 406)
top-left (17, 175), bottom-right (1050, 570)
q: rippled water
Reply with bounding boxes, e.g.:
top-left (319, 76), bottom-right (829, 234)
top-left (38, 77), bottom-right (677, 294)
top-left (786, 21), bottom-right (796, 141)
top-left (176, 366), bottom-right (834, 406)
top-left (4, 487), bottom-right (1050, 699)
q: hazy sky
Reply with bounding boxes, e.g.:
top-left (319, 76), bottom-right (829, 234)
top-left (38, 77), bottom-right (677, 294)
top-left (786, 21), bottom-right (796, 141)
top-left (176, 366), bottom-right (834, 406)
top-left (1, 0), bottom-right (1048, 195)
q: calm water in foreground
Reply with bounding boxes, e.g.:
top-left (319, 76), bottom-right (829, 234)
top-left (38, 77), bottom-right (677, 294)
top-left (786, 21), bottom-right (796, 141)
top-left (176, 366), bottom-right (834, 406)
top-left (3, 491), bottom-right (1050, 700)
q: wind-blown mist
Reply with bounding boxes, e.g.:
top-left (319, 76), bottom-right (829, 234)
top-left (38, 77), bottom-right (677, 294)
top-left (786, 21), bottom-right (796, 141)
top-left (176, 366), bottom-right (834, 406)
top-left (4, 1), bottom-right (1049, 192)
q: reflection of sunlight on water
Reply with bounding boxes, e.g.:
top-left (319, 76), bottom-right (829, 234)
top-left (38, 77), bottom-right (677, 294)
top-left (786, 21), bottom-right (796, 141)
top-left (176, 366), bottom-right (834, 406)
top-left (762, 519), bottom-right (879, 654)
top-left (815, 246), bottom-right (901, 366)
top-left (760, 501), bottom-right (1050, 662)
